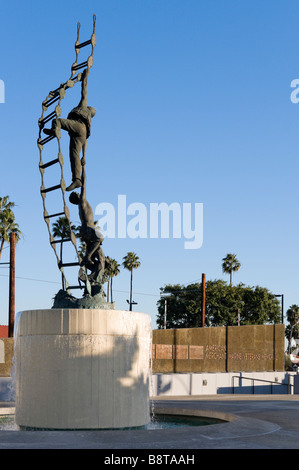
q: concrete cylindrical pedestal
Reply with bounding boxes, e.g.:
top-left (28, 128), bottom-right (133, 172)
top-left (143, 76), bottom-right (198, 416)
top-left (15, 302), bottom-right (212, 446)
top-left (14, 309), bottom-right (152, 429)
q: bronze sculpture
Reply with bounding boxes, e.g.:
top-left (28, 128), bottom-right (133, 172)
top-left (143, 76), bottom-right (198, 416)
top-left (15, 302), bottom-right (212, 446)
top-left (38, 15), bottom-right (114, 309)
top-left (43, 68), bottom-right (96, 191)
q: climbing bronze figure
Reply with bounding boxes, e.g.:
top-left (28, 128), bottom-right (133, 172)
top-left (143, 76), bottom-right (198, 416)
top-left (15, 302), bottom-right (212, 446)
top-left (69, 160), bottom-right (106, 296)
top-left (43, 68), bottom-right (96, 191)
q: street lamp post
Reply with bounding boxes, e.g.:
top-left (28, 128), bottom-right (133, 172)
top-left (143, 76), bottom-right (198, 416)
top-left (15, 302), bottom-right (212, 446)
top-left (275, 294), bottom-right (284, 324)
top-left (160, 293), bottom-right (172, 329)
top-left (164, 299), bottom-right (167, 329)
top-left (126, 299), bottom-right (138, 311)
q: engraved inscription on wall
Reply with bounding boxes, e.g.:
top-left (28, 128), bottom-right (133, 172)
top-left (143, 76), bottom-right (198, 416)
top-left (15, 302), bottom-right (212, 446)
top-left (153, 344), bottom-right (274, 361)
top-left (205, 345), bottom-right (226, 360)
top-left (228, 352), bottom-right (274, 361)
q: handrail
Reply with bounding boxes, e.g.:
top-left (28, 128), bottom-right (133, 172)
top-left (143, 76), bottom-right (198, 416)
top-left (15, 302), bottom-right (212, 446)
top-left (232, 375), bottom-right (293, 395)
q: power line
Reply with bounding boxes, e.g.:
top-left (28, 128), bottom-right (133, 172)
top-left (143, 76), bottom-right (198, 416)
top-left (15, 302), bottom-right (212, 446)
top-left (0, 274), bottom-right (60, 285)
top-left (0, 274), bottom-right (202, 298)
top-left (0, 274), bottom-right (159, 296)
top-left (114, 289), bottom-right (159, 297)
top-left (181, 277), bottom-right (202, 285)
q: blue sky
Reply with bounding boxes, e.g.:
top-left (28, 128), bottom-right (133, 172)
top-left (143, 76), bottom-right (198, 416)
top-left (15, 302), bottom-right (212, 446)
top-left (0, 0), bottom-right (298, 328)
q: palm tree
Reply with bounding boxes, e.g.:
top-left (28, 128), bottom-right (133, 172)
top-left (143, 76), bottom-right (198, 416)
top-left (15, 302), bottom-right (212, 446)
top-left (105, 259), bottom-right (113, 302)
top-left (0, 196), bottom-right (22, 261)
top-left (0, 196), bottom-right (15, 214)
top-left (286, 304), bottom-right (299, 354)
top-left (222, 253), bottom-right (241, 286)
top-left (110, 259), bottom-right (120, 303)
top-left (122, 252), bottom-right (141, 311)
top-left (52, 216), bottom-right (76, 289)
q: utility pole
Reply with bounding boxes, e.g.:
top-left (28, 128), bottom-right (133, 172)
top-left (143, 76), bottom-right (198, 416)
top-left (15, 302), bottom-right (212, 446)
top-left (201, 273), bottom-right (206, 327)
top-left (8, 232), bottom-right (15, 337)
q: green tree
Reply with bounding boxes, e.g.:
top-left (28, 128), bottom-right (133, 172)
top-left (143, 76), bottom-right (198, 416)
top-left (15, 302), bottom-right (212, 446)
top-left (105, 258), bottom-right (113, 302)
top-left (286, 304), bottom-right (299, 353)
top-left (240, 286), bottom-right (281, 325)
top-left (222, 253), bottom-right (241, 286)
top-left (205, 280), bottom-right (244, 327)
top-left (285, 324), bottom-right (299, 355)
top-left (105, 258), bottom-right (120, 303)
top-left (110, 259), bottom-right (120, 303)
top-left (122, 252), bottom-right (141, 311)
top-left (0, 196), bottom-right (22, 261)
top-left (52, 216), bottom-right (76, 289)
top-left (156, 280), bottom-right (281, 328)
top-left (157, 283), bottom-right (202, 329)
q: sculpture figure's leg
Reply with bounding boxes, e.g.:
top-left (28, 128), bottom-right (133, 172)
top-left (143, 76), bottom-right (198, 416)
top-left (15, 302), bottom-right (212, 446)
top-left (58, 118), bottom-right (87, 190)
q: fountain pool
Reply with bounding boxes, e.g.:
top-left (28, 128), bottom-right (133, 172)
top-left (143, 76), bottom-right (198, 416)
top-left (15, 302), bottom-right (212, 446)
top-left (0, 410), bottom-right (226, 431)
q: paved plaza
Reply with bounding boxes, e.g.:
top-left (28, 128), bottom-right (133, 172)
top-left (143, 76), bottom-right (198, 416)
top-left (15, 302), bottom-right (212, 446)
top-left (1, 395), bottom-right (299, 449)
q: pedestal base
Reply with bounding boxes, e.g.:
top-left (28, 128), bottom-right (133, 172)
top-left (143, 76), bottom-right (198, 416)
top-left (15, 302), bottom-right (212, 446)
top-left (14, 309), bottom-right (152, 429)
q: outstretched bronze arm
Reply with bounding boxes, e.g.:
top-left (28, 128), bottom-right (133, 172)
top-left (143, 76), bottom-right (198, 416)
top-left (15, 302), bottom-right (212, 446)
top-left (78, 67), bottom-right (90, 108)
top-left (80, 156), bottom-right (87, 201)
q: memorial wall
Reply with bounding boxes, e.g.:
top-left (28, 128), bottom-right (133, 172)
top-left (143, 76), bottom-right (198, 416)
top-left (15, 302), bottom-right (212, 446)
top-left (0, 324), bottom-right (285, 377)
top-left (0, 338), bottom-right (13, 377)
top-left (152, 324), bottom-right (285, 373)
